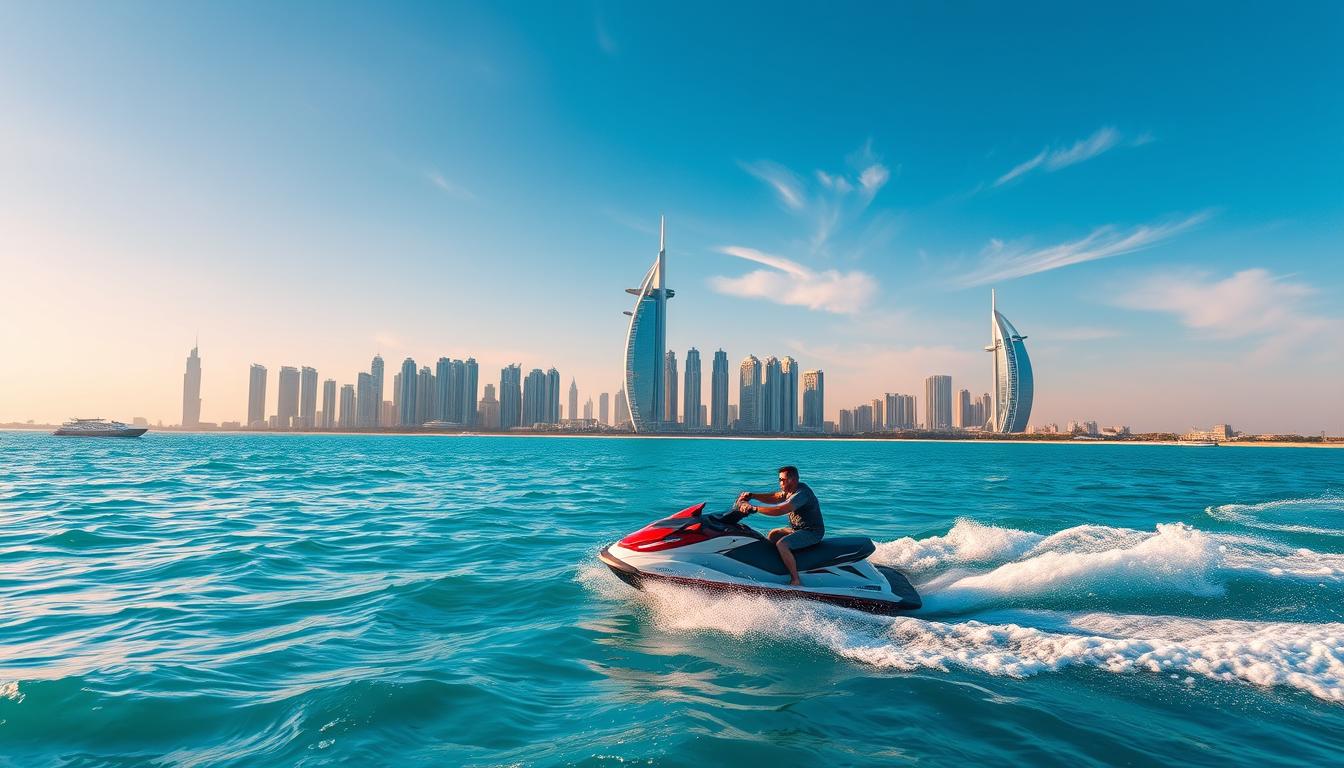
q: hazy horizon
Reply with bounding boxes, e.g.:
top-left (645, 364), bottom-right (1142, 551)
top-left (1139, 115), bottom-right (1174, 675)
top-left (3, 3), bottom-right (1341, 434)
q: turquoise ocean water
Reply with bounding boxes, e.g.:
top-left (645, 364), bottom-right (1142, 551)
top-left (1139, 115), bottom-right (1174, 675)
top-left (2, 431), bottom-right (1342, 766)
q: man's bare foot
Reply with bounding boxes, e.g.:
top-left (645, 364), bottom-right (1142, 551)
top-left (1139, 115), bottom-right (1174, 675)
top-left (789, 578), bottom-right (802, 587)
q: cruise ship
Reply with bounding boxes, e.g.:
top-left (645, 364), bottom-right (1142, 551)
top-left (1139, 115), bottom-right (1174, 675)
top-left (53, 418), bottom-right (148, 438)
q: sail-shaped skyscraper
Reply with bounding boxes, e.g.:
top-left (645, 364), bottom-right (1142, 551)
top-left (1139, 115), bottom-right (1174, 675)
top-left (985, 290), bottom-right (1034, 433)
top-left (622, 217), bottom-right (674, 432)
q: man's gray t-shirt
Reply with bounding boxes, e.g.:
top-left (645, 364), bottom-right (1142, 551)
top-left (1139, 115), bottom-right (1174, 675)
top-left (785, 482), bottom-right (824, 535)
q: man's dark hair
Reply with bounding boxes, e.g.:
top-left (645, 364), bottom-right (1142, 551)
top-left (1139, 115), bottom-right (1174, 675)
top-left (778, 465), bottom-right (799, 481)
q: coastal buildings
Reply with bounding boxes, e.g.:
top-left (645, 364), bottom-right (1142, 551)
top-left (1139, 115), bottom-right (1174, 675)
top-left (613, 388), bottom-right (629, 428)
top-left (568, 379), bottom-right (579, 423)
top-left (545, 368), bottom-right (560, 424)
top-left (277, 366), bottom-right (299, 428)
top-left (684, 348), bottom-right (701, 429)
top-left (599, 392), bottom-right (610, 426)
top-left (415, 365), bottom-right (434, 425)
top-left (780, 357), bottom-right (798, 433)
top-left (370, 355), bottom-right (384, 427)
top-left (762, 356), bottom-right (781, 432)
top-left (478, 383), bottom-right (501, 429)
top-left (356, 372), bottom-right (374, 427)
top-left (986, 290), bottom-right (1034, 433)
top-left (802, 370), bottom-right (824, 431)
top-left (583, 398), bottom-right (593, 420)
top-left (338, 384), bottom-right (355, 428)
top-left (247, 364), bottom-right (266, 428)
top-left (299, 366), bottom-right (318, 428)
top-left (181, 343), bottom-right (201, 427)
top-left (322, 379), bottom-right (336, 429)
top-left (398, 358), bottom-right (417, 426)
top-left (622, 217), bottom-right (673, 432)
top-left (711, 349), bottom-right (729, 430)
top-left (885, 393), bottom-right (917, 429)
top-left (738, 355), bottom-right (761, 431)
top-left (924, 375), bottom-right (953, 431)
top-left (664, 350), bottom-right (679, 425)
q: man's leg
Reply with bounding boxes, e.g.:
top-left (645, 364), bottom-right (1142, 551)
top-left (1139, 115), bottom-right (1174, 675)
top-left (776, 539), bottom-right (802, 586)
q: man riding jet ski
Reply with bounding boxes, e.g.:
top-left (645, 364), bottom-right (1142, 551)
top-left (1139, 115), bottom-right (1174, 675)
top-left (598, 473), bottom-right (921, 615)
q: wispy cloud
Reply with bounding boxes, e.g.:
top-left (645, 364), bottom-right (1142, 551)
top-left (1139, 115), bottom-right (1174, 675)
top-left (741, 141), bottom-right (893, 253)
top-left (1115, 268), bottom-right (1333, 356)
top-left (995, 126), bottom-right (1133, 186)
top-left (710, 246), bottom-right (877, 314)
top-left (1036, 326), bottom-right (1125, 342)
top-left (739, 160), bottom-right (805, 210)
top-left (955, 211), bottom-right (1211, 287)
top-left (424, 169), bottom-right (475, 200)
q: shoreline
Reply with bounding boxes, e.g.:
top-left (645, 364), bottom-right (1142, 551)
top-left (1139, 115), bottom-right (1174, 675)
top-left (4, 426), bottom-right (1339, 448)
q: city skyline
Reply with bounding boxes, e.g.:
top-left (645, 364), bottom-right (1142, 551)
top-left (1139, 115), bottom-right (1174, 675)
top-left (3, 4), bottom-right (1341, 434)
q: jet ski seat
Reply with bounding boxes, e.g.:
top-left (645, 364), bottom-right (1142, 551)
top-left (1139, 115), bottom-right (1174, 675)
top-left (723, 536), bottom-right (877, 577)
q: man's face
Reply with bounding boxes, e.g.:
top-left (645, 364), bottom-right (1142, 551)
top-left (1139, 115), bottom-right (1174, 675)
top-left (779, 472), bottom-right (797, 494)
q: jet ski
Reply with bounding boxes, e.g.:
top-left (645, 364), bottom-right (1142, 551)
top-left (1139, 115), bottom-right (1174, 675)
top-left (599, 502), bottom-right (921, 614)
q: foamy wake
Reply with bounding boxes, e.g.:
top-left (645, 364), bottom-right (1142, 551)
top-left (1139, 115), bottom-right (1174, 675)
top-left (590, 574), bottom-right (1344, 703)
top-left (869, 519), bottom-right (1344, 611)
top-left (1206, 495), bottom-right (1344, 537)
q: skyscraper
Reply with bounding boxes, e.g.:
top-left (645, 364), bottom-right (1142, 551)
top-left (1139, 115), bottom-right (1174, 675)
top-left (356, 372), bottom-right (373, 427)
top-left (298, 367), bottom-right (318, 428)
top-left (435, 357), bottom-right (452, 422)
top-left (247, 364), bottom-right (267, 428)
top-left (885, 393), bottom-right (917, 430)
top-left (955, 389), bottom-right (971, 428)
top-left (181, 343), bottom-right (201, 427)
top-left (398, 358), bottom-right (418, 426)
top-left (322, 379), bottom-right (336, 429)
top-left (478, 383), bottom-right (501, 429)
top-left (338, 384), bottom-right (355, 428)
top-left (545, 368), bottom-right (560, 424)
top-left (738, 355), bottom-right (761, 431)
top-left (599, 392), bottom-right (610, 425)
top-left (370, 355), bottom-right (385, 427)
top-left (622, 217), bottom-right (673, 432)
top-left (568, 378), bottom-right (579, 423)
top-left (583, 398), bottom-right (593, 421)
top-left (462, 358), bottom-right (479, 426)
top-left (523, 368), bottom-right (547, 426)
top-left (683, 348), bottom-right (702, 429)
top-left (416, 366), bottom-right (434, 425)
top-left (870, 398), bottom-right (884, 430)
top-left (802, 370), bottom-right (824, 431)
top-left (780, 357), bottom-right (798, 433)
top-left (925, 375), bottom-right (953, 431)
top-left (614, 388), bottom-right (629, 427)
top-left (711, 349), bottom-right (729, 430)
top-left (277, 366), bottom-right (299, 428)
top-left (762, 356), bottom-right (782, 433)
top-left (856, 404), bottom-right (874, 433)
top-left (664, 350), bottom-right (679, 425)
top-left (500, 365), bottom-right (522, 429)
top-left (985, 290), bottom-right (1034, 433)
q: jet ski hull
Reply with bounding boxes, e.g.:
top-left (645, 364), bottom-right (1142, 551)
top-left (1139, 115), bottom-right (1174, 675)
top-left (599, 544), bottom-right (921, 615)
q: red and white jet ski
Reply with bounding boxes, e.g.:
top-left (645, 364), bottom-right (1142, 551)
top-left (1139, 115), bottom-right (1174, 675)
top-left (599, 502), bottom-right (921, 614)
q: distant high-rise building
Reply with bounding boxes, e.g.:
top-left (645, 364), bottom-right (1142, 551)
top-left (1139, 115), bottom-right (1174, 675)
top-left (839, 409), bottom-right (855, 434)
top-left (683, 348), bottom-right (701, 429)
top-left (884, 393), bottom-right (916, 430)
top-left (545, 368), bottom-right (561, 424)
top-left (356, 372), bottom-right (374, 427)
top-left (623, 217), bottom-right (673, 433)
top-left (435, 357), bottom-right (452, 422)
top-left (568, 379), bottom-right (579, 423)
top-left (523, 368), bottom-right (547, 426)
top-left (955, 389), bottom-right (972, 429)
top-left (925, 375), bottom-right (953, 431)
top-left (297, 367), bottom-right (318, 428)
top-left (986, 290), bottom-right (1034, 433)
top-left (370, 355), bottom-right (385, 427)
top-left (247, 364), bottom-right (267, 428)
top-left (762, 356), bottom-right (782, 433)
top-left (583, 398), bottom-right (593, 421)
top-left (978, 392), bottom-right (992, 429)
top-left (700, 403), bottom-right (707, 426)
top-left (277, 366), bottom-right (300, 428)
top-left (478, 383), bottom-right (501, 429)
top-left (856, 404), bottom-right (874, 433)
top-left (802, 370), bottom-right (824, 431)
top-left (461, 358), bottom-right (479, 426)
top-left (614, 388), bottom-right (629, 427)
top-left (738, 355), bottom-right (761, 431)
top-left (780, 357), bottom-right (798, 432)
top-left (338, 381), bottom-right (354, 427)
top-left (663, 350), bottom-right (679, 425)
top-left (380, 400), bottom-right (396, 427)
top-left (398, 358), bottom-right (418, 426)
top-left (416, 366), bottom-right (434, 425)
top-left (181, 343), bottom-right (202, 427)
top-left (599, 392), bottom-right (610, 426)
top-left (870, 398), bottom-right (884, 430)
top-left (322, 379), bottom-right (336, 429)
top-left (711, 349), bottom-right (729, 430)
top-left (392, 371), bottom-right (402, 417)
top-left (728, 404), bottom-right (738, 425)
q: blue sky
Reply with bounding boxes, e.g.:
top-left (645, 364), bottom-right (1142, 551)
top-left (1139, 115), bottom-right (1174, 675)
top-left (1, 2), bottom-right (1340, 432)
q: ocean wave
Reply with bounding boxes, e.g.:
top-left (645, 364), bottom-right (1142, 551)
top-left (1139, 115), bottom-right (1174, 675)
top-left (1206, 495), bottom-right (1344, 537)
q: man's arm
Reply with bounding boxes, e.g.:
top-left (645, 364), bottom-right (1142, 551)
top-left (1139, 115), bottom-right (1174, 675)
top-left (740, 490), bottom-right (787, 503)
top-left (746, 498), bottom-right (797, 516)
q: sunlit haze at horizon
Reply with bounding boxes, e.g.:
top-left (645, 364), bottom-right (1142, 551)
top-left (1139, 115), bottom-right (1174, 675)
top-left (1, 2), bottom-right (1340, 433)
